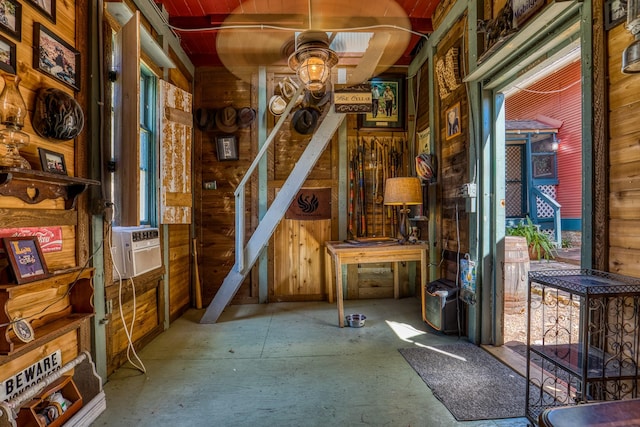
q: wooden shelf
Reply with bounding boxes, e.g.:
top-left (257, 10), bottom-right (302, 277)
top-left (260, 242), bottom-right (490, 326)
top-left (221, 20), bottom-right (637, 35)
top-left (0, 168), bottom-right (100, 209)
top-left (0, 268), bottom-right (94, 356)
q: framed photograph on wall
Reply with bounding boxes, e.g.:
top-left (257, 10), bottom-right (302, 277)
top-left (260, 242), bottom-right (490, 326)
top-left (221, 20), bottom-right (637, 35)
top-left (38, 147), bottom-right (67, 175)
top-left (2, 236), bottom-right (50, 284)
top-left (26, 0), bottom-right (56, 23)
top-left (0, 0), bottom-right (21, 41)
top-left (216, 135), bottom-right (239, 161)
top-left (33, 23), bottom-right (80, 91)
top-left (0, 33), bottom-right (15, 74)
top-left (358, 75), bottom-right (405, 130)
top-left (605, 0), bottom-right (627, 30)
top-left (445, 102), bottom-right (461, 139)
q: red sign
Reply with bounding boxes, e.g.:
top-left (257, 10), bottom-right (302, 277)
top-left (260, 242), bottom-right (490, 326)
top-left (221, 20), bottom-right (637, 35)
top-left (0, 227), bottom-right (63, 252)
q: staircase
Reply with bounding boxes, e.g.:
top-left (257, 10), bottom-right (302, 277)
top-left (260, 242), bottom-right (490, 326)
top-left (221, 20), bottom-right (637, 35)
top-left (200, 108), bottom-right (346, 324)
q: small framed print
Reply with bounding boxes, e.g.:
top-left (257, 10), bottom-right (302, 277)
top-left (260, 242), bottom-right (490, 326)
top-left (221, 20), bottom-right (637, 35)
top-left (0, 0), bottom-right (21, 41)
top-left (605, 0), bottom-right (626, 30)
top-left (445, 102), bottom-right (461, 140)
top-left (2, 236), bottom-right (50, 284)
top-left (26, 0), bottom-right (56, 23)
top-left (216, 135), bottom-right (239, 161)
top-left (33, 23), bottom-right (79, 91)
top-left (0, 32), bottom-right (15, 74)
top-left (13, 319), bottom-right (34, 343)
top-left (38, 147), bottom-right (67, 175)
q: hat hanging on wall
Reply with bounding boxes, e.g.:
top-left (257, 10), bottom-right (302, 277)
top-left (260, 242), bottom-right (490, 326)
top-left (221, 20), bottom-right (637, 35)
top-left (291, 107), bottom-right (319, 135)
top-left (32, 88), bottom-right (84, 141)
top-left (237, 107), bottom-right (256, 128)
top-left (215, 106), bottom-right (238, 133)
top-left (269, 95), bottom-right (287, 116)
top-left (194, 107), bottom-right (216, 131)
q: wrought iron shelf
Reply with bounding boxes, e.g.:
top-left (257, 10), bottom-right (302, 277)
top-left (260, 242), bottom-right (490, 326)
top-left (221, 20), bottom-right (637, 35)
top-left (526, 268), bottom-right (640, 423)
top-left (0, 167), bottom-right (100, 209)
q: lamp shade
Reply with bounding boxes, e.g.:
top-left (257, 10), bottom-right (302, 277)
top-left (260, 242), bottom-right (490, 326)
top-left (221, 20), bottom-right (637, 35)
top-left (384, 177), bottom-right (422, 206)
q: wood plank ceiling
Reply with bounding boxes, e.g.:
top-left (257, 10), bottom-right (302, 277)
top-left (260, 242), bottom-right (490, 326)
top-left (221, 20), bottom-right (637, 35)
top-left (156, 0), bottom-right (440, 69)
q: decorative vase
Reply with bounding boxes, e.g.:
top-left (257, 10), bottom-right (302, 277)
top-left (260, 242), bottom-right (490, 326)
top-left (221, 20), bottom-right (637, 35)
top-left (0, 74), bottom-right (30, 169)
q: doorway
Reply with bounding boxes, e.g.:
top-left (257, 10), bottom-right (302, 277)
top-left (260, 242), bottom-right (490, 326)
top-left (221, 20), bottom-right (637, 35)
top-left (499, 49), bottom-right (584, 346)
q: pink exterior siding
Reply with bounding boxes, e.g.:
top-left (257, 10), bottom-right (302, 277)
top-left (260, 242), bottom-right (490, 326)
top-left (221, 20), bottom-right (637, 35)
top-left (505, 60), bottom-right (582, 224)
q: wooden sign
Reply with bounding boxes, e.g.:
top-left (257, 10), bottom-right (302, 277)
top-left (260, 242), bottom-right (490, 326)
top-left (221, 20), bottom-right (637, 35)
top-left (0, 350), bottom-right (62, 401)
top-left (285, 188), bottom-right (332, 220)
top-left (334, 83), bottom-right (372, 113)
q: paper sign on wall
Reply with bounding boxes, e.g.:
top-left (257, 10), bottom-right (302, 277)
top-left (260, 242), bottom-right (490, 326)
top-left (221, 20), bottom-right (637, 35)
top-left (0, 227), bottom-right (63, 252)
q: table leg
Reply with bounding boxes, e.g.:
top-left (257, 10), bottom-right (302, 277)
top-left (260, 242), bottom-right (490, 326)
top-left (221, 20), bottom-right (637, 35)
top-left (325, 247), bottom-right (333, 304)
top-left (336, 257), bottom-right (344, 327)
top-left (393, 261), bottom-right (400, 299)
top-left (421, 248), bottom-right (427, 291)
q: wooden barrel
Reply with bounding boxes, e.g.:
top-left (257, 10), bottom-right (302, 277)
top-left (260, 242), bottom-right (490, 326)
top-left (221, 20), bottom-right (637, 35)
top-left (504, 236), bottom-right (530, 314)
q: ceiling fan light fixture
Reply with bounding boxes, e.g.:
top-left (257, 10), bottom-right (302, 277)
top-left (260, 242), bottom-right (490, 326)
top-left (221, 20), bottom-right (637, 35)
top-left (288, 31), bottom-right (338, 92)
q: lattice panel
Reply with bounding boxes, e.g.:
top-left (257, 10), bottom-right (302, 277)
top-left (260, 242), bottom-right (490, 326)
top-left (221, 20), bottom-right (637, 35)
top-left (535, 185), bottom-right (556, 218)
top-left (506, 145), bottom-right (524, 217)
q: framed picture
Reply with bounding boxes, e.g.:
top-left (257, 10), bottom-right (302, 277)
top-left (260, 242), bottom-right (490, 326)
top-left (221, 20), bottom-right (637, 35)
top-left (0, 0), bottom-right (21, 41)
top-left (445, 102), bottom-right (461, 139)
top-left (33, 23), bottom-right (79, 91)
top-left (358, 75), bottom-right (405, 130)
top-left (216, 135), bottom-right (239, 161)
top-left (0, 32), bottom-right (15, 74)
top-left (2, 236), bottom-right (49, 284)
top-left (26, 0), bottom-right (55, 23)
top-left (605, 0), bottom-right (626, 30)
top-left (38, 147), bottom-right (67, 175)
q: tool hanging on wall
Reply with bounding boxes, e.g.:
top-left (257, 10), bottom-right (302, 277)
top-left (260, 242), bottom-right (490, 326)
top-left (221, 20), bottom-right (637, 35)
top-left (348, 149), bottom-right (356, 239)
top-left (358, 137), bottom-right (367, 236)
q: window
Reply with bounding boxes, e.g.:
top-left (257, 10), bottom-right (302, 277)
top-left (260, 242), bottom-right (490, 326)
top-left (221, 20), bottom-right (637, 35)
top-left (139, 67), bottom-right (157, 225)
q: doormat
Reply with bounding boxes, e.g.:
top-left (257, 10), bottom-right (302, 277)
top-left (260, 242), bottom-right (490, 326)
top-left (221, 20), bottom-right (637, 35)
top-left (399, 342), bottom-right (526, 421)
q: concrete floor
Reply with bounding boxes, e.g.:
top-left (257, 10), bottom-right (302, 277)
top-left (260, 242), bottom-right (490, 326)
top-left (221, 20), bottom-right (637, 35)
top-left (93, 297), bottom-right (531, 427)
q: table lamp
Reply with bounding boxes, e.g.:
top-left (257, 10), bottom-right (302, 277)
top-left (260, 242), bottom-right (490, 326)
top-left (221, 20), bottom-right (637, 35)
top-left (384, 177), bottom-right (422, 242)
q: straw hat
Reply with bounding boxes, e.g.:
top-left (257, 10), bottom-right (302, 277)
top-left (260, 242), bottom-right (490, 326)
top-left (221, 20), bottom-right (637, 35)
top-left (215, 106), bottom-right (238, 133)
top-left (269, 95), bottom-right (287, 116)
top-left (291, 107), bottom-right (319, 135)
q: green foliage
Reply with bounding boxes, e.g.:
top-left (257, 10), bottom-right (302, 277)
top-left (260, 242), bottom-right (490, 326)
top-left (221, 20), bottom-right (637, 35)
top-left (506, 217), bottom-right (556, 260)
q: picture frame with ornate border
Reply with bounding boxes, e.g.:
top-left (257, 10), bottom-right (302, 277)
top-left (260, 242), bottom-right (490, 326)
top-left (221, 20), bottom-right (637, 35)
top-left (0, 0), bottom-right (21, 41)
top-left (13, 318), bottom-right (34, 343)
top-left (2, 236), bottom-right (50, 284)
top-left (26, 0), bottom-right (56, 23)
top-left (605, 0), bottom-right (627, 30)
top-left (0, 32), bottom-right (16, 74)
top-left (33, 23), bottom-right (80, 91)
top-left (358, 75), bottom-right (405, 130)
top-left (38, 147), bottom-right (67, 175)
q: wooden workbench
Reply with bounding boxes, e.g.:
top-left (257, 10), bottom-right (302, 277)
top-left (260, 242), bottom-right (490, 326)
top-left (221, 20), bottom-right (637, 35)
top-left (324, 240), bottom-right (428, 327)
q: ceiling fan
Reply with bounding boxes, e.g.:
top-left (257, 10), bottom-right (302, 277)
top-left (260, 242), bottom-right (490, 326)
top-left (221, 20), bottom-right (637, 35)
top-left (165, 0), bottom-right (422, 86)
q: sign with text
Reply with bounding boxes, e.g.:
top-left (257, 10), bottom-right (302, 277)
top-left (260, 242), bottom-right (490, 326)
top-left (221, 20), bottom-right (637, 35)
top-left (0, 350), bottom-right (62, 401)
top-left (334, 84), bottom-right (372, 113)
top-left (0, 227), bottom-right (63, 253)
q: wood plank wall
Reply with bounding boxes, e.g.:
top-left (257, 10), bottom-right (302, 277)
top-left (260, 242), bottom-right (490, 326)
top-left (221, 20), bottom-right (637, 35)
top-left (0, 0), bottom-right (92, 383)
top-left (102, 4), bottom-right (194, 374)
top-left (434, 17), bottom-right (470, 283)
top-left (607, 23), bottom-right (640, 278)
top-left (194, 67), bottom-right (257, 305)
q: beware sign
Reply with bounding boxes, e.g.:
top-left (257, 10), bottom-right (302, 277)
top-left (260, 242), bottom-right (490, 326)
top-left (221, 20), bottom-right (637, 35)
top-left (0, 350), bottom-right (62, 401)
